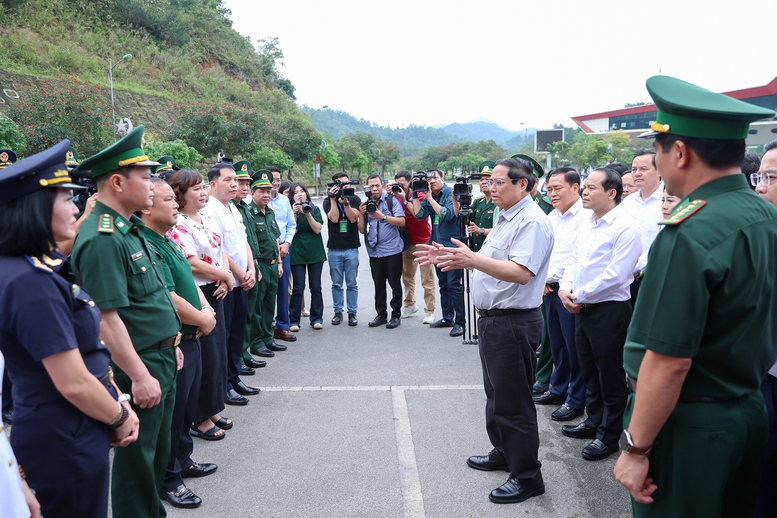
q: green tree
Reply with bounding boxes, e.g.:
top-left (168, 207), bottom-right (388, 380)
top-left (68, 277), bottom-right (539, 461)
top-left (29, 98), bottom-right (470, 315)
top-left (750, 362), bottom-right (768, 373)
top-left (6, 75), bottom-right (112, 156)
top-left (246, 147), bottom-right (293, 172)
top-left (0, 112), bottom-right (27, 153)
top-left (319, 145), bottom-right (341, 175)
top-left (143, 139), bottom-right (203, 169)
top-left (461, 153), bottom-right (486, 173)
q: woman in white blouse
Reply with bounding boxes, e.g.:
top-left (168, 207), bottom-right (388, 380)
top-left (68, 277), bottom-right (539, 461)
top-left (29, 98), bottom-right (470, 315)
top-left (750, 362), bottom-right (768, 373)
top-left (168, 170), bottom-right (234, 440)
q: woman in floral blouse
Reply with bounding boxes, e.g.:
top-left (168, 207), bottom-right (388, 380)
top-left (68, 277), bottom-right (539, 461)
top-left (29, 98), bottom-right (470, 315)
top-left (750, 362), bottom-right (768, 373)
top-left (168, 170), bottom-right (234, 440)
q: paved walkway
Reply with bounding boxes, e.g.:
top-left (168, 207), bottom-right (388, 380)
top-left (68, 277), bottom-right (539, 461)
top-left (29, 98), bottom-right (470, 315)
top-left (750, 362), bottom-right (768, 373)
top-left (163, 200), bottom-right (631, 517)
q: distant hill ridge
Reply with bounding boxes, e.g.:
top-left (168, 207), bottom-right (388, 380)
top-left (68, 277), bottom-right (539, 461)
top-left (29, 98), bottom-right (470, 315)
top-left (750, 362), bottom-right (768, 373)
top-left (302, 106), bottom-right (534, 156)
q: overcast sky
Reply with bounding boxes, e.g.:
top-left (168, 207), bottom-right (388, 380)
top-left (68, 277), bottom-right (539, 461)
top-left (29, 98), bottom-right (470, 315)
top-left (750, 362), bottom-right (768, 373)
top-left (225, 0), bottom-right (777, 132)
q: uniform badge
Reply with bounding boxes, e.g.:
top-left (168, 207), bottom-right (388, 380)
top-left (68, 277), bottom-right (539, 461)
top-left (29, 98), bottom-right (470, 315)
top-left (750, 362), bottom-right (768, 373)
top-left (72, 284), bottom-right (81, 297)
top-left (98, 214), bottom-right (114, 233)
top-left (131, 251), bottom-right (145, 261)
top-left (26, 255), bottom-right (53, 273)
top-left (659, 199), bottom-right (706, 226)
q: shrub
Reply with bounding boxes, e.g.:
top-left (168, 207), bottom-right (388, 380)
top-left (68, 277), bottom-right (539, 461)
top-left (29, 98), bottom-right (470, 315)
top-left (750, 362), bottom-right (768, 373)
top-left (0, 112), bottom-right (27, 153)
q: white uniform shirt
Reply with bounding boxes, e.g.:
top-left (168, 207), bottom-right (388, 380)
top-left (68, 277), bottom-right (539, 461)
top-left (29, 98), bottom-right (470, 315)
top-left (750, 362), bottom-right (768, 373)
top-left (621, 185), bottom-right (664, 273)
top-left (560, 204), bottom-right (641, 304)
top-left (202, 197), bottom-right (248, 286)
top-left (472, 195), bottom-right (554, 310)
top-left (546, 198), bottom-right (591, 283)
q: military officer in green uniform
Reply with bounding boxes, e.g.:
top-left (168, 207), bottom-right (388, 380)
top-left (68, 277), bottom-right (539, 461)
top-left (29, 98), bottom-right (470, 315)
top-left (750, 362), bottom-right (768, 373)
top-left (614, 76), bottom-right (777, 517)
top-left (231, 160), bottom-right (266, 371)
top-left (467, 161), bottom-right (496, 252)
top-left (246, 170), bottom-right (282, 358)
top-left (71, 125), bottom-right (182, 518)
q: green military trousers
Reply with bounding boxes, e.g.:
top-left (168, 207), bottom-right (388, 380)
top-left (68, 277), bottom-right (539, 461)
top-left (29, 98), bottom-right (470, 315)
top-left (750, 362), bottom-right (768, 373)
top-left (111, 346), bottom-right (178, 518)
top-left (244, 261), bottom-right (279, 359)
top-left (533, 302), bottom-right (553, 384)
top-left (624, 390), bottom-right (768, 518)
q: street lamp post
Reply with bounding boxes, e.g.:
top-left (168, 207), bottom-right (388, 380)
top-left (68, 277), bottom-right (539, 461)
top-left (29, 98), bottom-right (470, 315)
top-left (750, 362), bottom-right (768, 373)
top-left (520, 122), bottom-right (527, 148)
top-left (109, 54), bottom-right (133, 140)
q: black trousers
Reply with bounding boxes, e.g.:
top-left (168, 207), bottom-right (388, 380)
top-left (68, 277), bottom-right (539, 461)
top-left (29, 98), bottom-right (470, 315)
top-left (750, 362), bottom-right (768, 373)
top-left (163, 337), bottom-right (202, 493)
top-left (195, 283), bottom-right (226, 422)
top-left (223, 288), bottom-right (248, 389)
top-left (369, 252), bottom-right (403, 320)
top-left (575, 300), bottom-right (631, 444)
top-left (478, 308), bottom-right (544, 483)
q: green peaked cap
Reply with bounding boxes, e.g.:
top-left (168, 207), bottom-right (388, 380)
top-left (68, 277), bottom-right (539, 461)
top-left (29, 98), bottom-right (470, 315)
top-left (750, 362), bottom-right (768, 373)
top-left (66, 147), bottom-right (79, 164)
top-left (478, 160), bottom-right (495, 175)
top-left (75, 125), bottom-right (159, 178)
top-left (250, 169), bottom-right (272, 189)
top-left (641, 75), bottom-right (775, 140)
top-left (154, 156), bottom-right (180, 174)
top-left (234, 160), bottom-right (251, 179)
top-left (511, 154), bottom-right (545, 178)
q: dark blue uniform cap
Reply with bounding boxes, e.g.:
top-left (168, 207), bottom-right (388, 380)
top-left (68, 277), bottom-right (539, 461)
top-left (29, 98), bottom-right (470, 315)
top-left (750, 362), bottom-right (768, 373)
top-left (0, 140), bottom-right (85, 206)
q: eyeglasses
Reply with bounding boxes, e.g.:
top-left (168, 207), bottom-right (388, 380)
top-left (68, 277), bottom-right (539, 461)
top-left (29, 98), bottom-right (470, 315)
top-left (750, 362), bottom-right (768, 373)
top-left (486, 178), bottom-right (517, 188)
top-left (751, 173), bottom-right (777, 187)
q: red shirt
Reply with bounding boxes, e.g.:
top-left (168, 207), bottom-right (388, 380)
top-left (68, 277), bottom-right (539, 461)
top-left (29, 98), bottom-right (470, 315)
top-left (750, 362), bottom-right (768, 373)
top-left (398, 197), bottom-right (431, 245)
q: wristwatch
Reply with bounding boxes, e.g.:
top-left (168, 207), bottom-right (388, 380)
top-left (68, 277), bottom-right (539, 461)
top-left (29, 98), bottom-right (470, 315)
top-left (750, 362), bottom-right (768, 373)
top-left (480, 227), bottom-right (485, 235)
top-left (382, 215), bottom-right (387, 221)
top-left (619, 429), bottom-right (652, 456)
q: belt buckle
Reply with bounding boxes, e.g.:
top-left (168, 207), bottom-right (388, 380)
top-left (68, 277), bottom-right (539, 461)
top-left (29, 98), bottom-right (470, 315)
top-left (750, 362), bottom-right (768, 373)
top-left (174, 333), bottom-right (182, 347)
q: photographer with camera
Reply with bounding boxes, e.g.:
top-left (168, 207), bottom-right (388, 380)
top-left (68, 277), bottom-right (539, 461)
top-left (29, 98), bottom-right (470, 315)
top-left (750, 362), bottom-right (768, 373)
top-left (360, 174), bottom-right (406, 329)
top-left (410, 169), bottom-right (465, 337)
top-left (323, 173), bottom-right (364, 327)
top-left (288, 183), bottom-right (326, 330)
top-left (393, 172), bottom-right (436, 324)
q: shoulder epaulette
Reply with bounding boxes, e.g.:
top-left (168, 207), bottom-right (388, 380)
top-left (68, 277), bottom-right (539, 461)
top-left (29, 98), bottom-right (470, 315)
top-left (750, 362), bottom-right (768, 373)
top-left (25, 255), bottom-right (53, 273)
top-left (659, 199), bottom-right (706, 226)
top-left (98, 214), bottom-right (114, 234)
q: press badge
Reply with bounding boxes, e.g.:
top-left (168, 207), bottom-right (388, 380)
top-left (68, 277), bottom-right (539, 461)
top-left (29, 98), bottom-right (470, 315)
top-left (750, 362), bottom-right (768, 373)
top-left (434, 214), bottom-right (440, 225)
top-left (340, 221), bottom-right (347, 233)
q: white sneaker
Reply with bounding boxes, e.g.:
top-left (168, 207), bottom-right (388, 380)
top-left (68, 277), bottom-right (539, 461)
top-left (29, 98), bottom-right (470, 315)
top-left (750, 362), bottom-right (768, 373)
top-left (289, 325), bottom-right (300, 332)
top-left (401, 305), bottom-right (419, 319)
top-left (423, 312), bottom-right (435, 324)
top-left (301, 309), bottom-right (310, 317)
top-left (312, 323), bottom-right (323, 330)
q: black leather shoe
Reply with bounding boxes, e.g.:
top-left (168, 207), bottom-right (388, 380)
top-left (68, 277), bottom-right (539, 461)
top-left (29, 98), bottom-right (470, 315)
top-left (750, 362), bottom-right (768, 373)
top-left (582, 439), bottom-right (619, 461)
top-left (466, 449), bottom-right (508, 472)
top-left (273, 329), bottom-right (297, 342)
top-left (532, 391), bottom-right (566, 405)
top-left (562, 422), bottom-right (597, 439)
top-left (532, 381), bottom-right (549, 395)
top-left (449, 324), bottom-right (464, 337)
top-left (489, 474), bottom-right (545, 504)
top-left (369, 316), bottom-right (388, 327)
top-left (266, 341), bottom-right (287, 352)
top-left (233, 381), bottom-right (260, 396)
top-left (348, 313), bottom-right (358, 326)
top-left (225, 388), bottom-right (249, 406)
top-left (386, 317), bottom-right (401, 329)
top-left (551, 404), bottom-right (584, 421)
top-left (430, 319), bottom-right (453, 328)
top-left (252, 346), bottom-right (275, 358)
top-left (181, 462), bottom-right (218, 478)
top-left (1, 409), bottom-right (12, 425)
top-left (244, 357), bottom-right (266, 369)
top-left (162, 484), bottom-right (202, 509)
top-left (331, 313), bottom-right (343, 325)
top-left (240, 365), bottom-right (255, 376)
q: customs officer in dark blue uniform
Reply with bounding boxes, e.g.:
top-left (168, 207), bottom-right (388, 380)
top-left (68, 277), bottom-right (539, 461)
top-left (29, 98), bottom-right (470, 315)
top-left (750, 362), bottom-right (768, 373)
top-left (0, 140), bottom-right (139, 518)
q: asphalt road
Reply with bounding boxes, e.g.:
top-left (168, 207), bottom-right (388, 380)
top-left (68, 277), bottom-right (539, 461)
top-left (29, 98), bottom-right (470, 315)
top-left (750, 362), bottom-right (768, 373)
top-left (160, 198), bottom-right (632, 518)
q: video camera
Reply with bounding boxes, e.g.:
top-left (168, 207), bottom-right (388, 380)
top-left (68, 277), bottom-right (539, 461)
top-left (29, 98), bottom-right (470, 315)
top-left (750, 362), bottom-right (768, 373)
top-left (409, 171), bottom-right (429, 193)
top-left (68, 166), bottom-right (97, 217)
top-left (216, 152), bottom-right (234, 166)
top-left (326, 178), bottom-right (359, 198)
top-left (453, 174), bottom-right (481, 220)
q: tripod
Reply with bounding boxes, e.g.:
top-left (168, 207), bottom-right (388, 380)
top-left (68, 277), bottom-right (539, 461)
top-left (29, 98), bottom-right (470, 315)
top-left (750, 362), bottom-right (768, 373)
top-left (457, 213), bottom-right (478, 345)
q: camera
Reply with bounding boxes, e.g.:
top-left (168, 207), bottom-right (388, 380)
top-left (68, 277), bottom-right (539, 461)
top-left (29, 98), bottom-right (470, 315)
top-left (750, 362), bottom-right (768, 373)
top-left (454, 175), bottom-right (480, 220)
top-left (68, 167), bottom-right (97, 217)
top-left (410, 171), bottom-right (429, 193)
top-left (365, 199), bottom-right (378, 214)
top-left (299, 200), bottom-right (313, 213)
top-left (390, 183), bottom-right (402, 194)
top-left (326, 178), bottom-right (359, 198)
top-left (216, 152), bottom-right (233, 166)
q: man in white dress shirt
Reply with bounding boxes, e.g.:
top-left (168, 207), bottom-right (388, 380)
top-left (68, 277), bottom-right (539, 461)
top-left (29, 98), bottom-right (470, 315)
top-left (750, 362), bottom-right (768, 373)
top-left (416, 157), bottom-right (554, 504)
top-left (533, 168), bottom-right (590, 423)
top-left (558, 167), bottom-right (641, 461)
top-left (202, 163), bottom-right (259, 404)
top-left (620, 150), bottom-right (663, 304)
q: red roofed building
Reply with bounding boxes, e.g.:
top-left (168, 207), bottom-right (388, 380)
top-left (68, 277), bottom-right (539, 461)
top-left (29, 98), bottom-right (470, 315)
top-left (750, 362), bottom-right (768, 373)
top-left (571, 77), bottom-right (777, 145)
